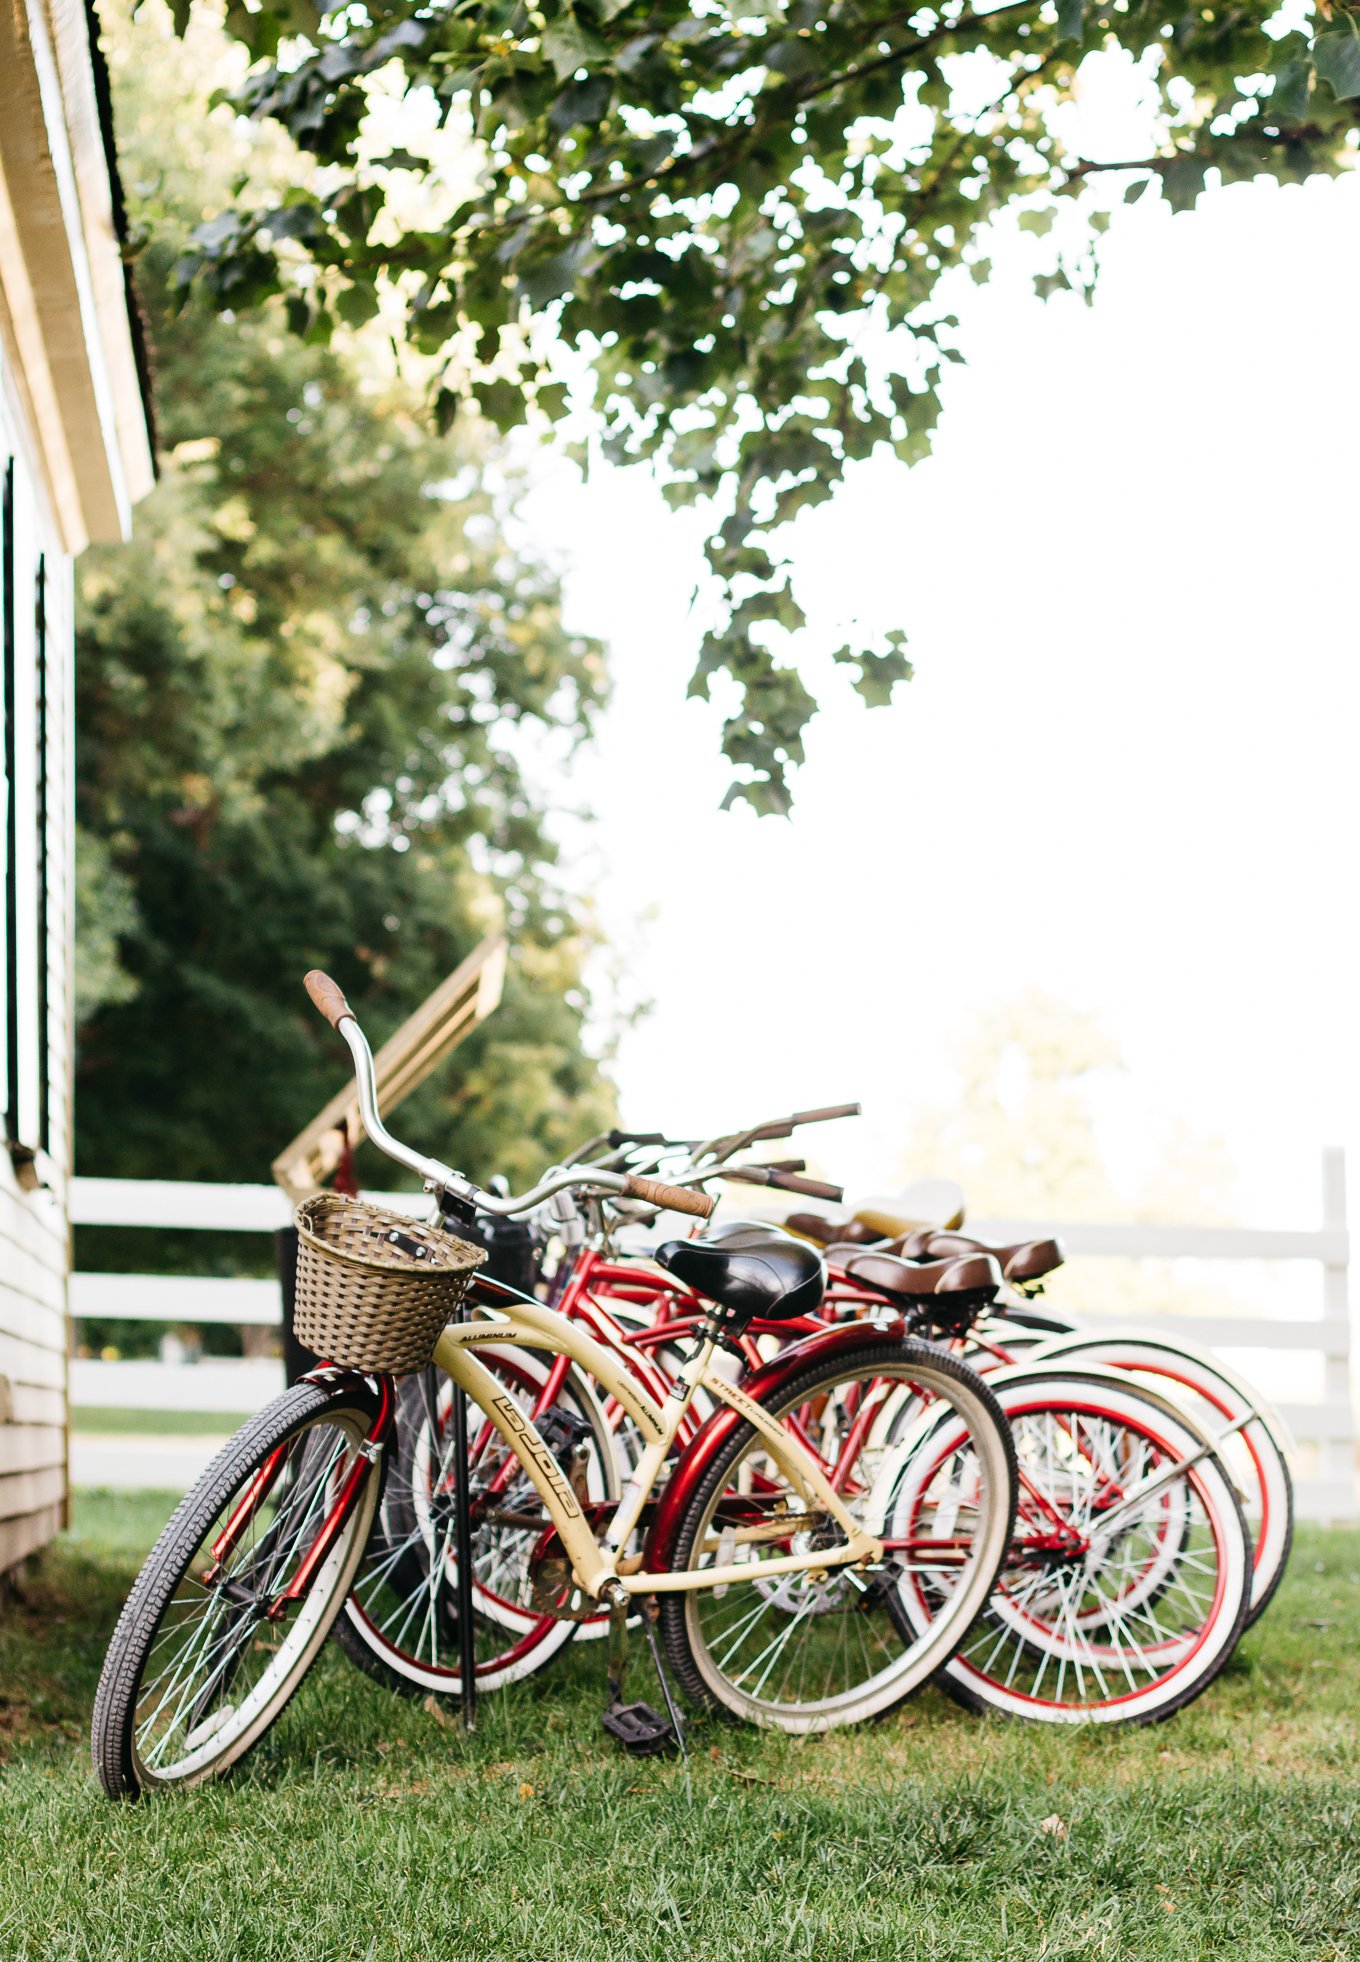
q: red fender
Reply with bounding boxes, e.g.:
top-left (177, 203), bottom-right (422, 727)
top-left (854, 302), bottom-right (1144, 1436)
top-left (643, 1317), bottom-right (907, 1572)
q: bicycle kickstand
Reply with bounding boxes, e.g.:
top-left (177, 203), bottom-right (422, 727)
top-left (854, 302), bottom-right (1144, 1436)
top-left (600, 1589), bottom-right (687, 1770)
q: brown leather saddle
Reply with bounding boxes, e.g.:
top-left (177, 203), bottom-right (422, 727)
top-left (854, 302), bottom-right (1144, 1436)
top-left (892, 1229), bottom-right (1065, 1286)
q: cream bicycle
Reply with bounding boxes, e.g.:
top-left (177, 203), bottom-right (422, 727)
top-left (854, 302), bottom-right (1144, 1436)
top-left (91, 971), bottom-right (1018, 1795)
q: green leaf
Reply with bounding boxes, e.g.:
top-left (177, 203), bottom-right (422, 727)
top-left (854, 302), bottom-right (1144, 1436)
top-left (473, 377), bottom-right (528, 429)
top-left (765, 38), bottom-right (820, 81)
top-left (517, 240), bottom-right (597, 309)
top-left (1162, 154), bottom-right (1208, 214)
top-left (833, 633), bottom-right (912, 708)
top-left (1267, 57), bottom-right (1313, 124)
top-left (1056, 0), bottom-right (1084, 44)
top-left (721, 775), bottom-right (792, 817)
top-left (549, 75), bottom-right (612, 129)
top-left (541, 14), bottom-right (609, 81)
top-left (335, 280), bottom-right (381, 327)
top-left (372, 148), bottom-right (427, 172)
top-left (1314, 29), bottom-right (1360, 102)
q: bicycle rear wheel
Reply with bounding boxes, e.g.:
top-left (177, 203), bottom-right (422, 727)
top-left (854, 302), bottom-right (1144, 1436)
top-left (897, 1371), bottom-right (1253, 1724)
top-left (659, 1336), bottom-right (1017, 1732)
top-left (92, 1377), bottom-right (384, 1797)
top-left (1024, 1332), bottom-right (1292, 1627)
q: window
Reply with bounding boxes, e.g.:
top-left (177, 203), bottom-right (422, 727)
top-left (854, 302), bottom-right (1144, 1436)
top-left (1, 454), bottom-right (53, 1164)
top-left (2, 456), bottom-right (16, 1141)
top-left (34, 550), bottom-right (49, 1156)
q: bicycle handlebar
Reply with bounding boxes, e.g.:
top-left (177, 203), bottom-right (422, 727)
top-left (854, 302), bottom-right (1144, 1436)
top-left (303, 972), bottom-right (716, 1222)
top-left (621, 1174), bottom-right (713, 1218)
top-left (722, 1166), bottom-right (845, 1203)
top-left (305, 969), bottom-right (354, 1030)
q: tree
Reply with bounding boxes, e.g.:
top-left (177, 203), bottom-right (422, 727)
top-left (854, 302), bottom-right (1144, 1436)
top-left (900, 988), bottom-right (1241, 1320)
top-left (78, 11), bottom-right (617, 1254)
top-left (161, 0), bottom-right (1359, 810)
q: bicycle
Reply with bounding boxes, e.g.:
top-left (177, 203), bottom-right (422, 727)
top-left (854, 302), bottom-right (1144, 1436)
top-left (828, 1222), bottom-right (1294, 1629)
top-left (91, 972), bottom-right (1019, 1794)
top-left (333, 1134), bottom-right (1259, 1726)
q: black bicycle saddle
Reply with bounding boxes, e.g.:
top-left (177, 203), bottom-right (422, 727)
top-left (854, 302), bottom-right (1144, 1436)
top-left (654, 1220), bottom-right (826, 1327)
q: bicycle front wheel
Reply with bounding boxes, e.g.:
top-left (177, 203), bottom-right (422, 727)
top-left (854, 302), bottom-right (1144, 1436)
top-left (92, 1377), bottom-right (384, 1798)
top-left (659, 1336), bottom-right (1018, 1732)
top-left (334, 1344), bottom-right (620, 1698)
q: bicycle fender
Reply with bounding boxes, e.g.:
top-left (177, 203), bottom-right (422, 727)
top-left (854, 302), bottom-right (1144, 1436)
top-left (1018, 1329), bottom-right (1298, 1458)
top-left (985, 1359), bottom-right (1247, 1500)
top-left (643, 1317), bottom-right (911, 1573)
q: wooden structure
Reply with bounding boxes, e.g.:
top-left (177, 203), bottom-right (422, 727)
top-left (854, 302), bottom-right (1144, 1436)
top-left (271, 934), bottom-right (508, 1202)
top-left (0, 0), bottom-right (154, 1571)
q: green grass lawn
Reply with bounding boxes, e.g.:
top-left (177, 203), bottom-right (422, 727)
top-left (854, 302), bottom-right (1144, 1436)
top-left (2, 1495), bottom-right (1359, 1961)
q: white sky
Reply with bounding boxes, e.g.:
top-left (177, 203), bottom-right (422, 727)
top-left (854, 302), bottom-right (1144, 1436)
top-left (519, 150), bottom-right (1360, 1234)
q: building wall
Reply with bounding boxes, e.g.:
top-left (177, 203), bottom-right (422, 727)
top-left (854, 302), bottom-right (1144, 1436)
top-left (0, 353), bottom-right (73, 1571)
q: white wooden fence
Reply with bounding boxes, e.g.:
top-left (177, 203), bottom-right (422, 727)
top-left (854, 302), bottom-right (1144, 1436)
top-left (68, 1150), bottom-right (1356, 1522)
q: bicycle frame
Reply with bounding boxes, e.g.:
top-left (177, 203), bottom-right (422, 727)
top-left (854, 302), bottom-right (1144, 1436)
top-left (429, 1290), bottom-right (885, 1600)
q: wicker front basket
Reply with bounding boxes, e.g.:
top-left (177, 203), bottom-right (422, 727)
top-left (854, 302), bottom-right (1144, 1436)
top-left (293, 1193), bottom-right (486, 1374)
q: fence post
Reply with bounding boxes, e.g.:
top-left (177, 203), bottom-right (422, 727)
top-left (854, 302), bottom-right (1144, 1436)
top-left (1320, 1147), bottom-right (1354, 1524)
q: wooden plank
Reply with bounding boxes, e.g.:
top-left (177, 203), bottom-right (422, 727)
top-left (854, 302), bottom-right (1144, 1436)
top-left (0, 1423), bottom-right (64, 1475)
top-left (0, 1378), bottom-right (64, 1425)
top-left (0, 1180), bottom-right (67, 1261)
top-left (70, 1356), bottom-right (282, 1414)
top-left (0, 1499), bottom-right (62, 1573)
top-left (0, 1328), bottom-right (66, 1390)
top-left (1293, 1478), bottom-right (1359, 1527)
top-left (71, 1177), bottom-right (294, 1232)
top-left (1319, 1148), bottom-right (1354, 1514)
top-left (70, 1178), bottom-right (430, 1230)
top-left (1274, 1403), bottom-right (1357, 1446)
top-left (1064, 1312), bottom-right (1352, 1355)
top-left (0, 1283), bottom-right (65, 1350)
top-left (969, 1217), bottom-right (1348, 1265)
top-left (271, 933), bottom-right (506, 1202)
top-left (0, 1461), bottom-right (65, 1517)
top-left (71, 1179), bottom-right (430, 1229)
top-left (0, 1226), bottom-right (66, 1313)
top-left (70, 1272), bottom-right (280, 1327)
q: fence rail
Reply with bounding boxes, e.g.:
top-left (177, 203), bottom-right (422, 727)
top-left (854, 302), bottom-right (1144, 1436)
top-left (69, 1150), bottom-right (1356, 1521)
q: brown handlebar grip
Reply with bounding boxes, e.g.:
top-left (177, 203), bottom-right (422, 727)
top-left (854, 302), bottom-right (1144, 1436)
top-left (304, 969), bottom-right (354, 1030)
top-left (621, 1174), bottom-right (715, 1218)
top-left (791, 1104), bottom-right (861, 1126)
top-left (769, 1172), bottom-right (845, 1202)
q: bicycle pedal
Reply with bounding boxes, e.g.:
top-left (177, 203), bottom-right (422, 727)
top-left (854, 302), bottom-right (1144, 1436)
top-left (601, 1697), bottom-right (679, 1758)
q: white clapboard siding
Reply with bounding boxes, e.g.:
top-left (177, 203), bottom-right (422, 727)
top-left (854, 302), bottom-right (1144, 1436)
top-left (0, 397), bottom-right (76, 1572)
top-left (1, 0), bottom-right (157, 1573)
top-left (0, 1178), bottom-right (70, 1566)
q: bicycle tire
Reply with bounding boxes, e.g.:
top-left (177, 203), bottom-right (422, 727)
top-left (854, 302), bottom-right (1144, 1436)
top-left (92, 1377), bottom-right (384, 1798)
top-left (660, 1335), bottom-right (1018, 1732)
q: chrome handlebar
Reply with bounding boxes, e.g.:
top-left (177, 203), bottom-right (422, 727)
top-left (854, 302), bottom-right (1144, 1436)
top-left (325, 987), bottom-right (712, 1220)
top-left (336, 1014), bottom-right (630, 1214)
